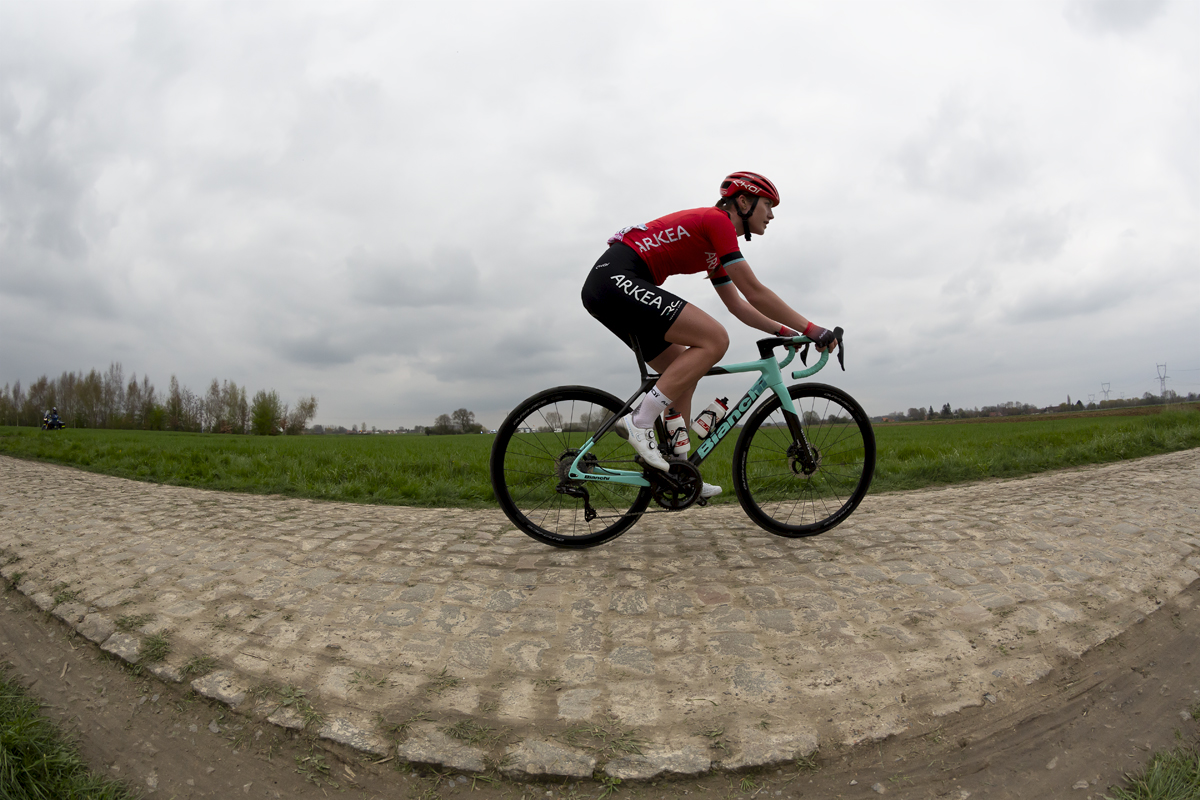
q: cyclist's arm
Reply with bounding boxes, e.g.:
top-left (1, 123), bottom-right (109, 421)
top-left (720, 261), bottom-right (814, 336)
top-left (714, 281), bottom-right (782, 334)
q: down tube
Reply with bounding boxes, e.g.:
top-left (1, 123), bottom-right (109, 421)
top-left (691, 374), bottom-right (782, 463)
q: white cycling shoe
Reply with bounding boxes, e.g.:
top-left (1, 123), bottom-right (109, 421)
top-left (700, 482), bottom-right (722, 499)
top-left (617, 416), bottom-right (670, 472)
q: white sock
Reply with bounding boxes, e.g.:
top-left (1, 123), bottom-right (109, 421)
top-left (632, 385), bottom-right (672, 429)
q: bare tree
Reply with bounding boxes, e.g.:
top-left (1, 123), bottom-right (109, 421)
top-left (124, 374), bottom-right (143, 428)
top-left (221, 380), bottom-right (248, 433)
top-left (77, 370), bottom-right (102, 428)
top-left (102, 362), bottom-right (125, 427)
top-left (203, 379), bottom-right (222, 432)
top-left (284, 395), bottom-right (319, 434)
top-left (451, 408), bottom-right (476, 433)
top-left (139, 375), bottom-right (160, 429)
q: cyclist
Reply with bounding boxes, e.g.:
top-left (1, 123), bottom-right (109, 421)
top-left (581, 171), bottom-right (838, 495)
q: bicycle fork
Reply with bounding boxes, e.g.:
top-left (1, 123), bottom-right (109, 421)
top-left (780, 400), bottom-right (820, 475)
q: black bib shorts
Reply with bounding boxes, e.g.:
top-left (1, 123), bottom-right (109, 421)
top-left (580, 242), bottom-right (688, 361)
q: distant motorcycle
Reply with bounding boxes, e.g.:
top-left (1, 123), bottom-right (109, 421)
top-left (41, 411), bottom-right (64, 430)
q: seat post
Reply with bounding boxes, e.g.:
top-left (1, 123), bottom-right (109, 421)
top-left (629, 336), bottom-right (652, 382)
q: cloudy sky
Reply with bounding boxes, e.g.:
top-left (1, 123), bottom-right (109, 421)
top-left (2, 0), bottom-right (1197, 429)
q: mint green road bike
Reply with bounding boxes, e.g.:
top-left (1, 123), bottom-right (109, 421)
top-left (489, 330), bottom-right (875, 548)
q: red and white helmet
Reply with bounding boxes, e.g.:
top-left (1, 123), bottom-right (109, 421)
top-left (719, 171), bottom-right (780, 207)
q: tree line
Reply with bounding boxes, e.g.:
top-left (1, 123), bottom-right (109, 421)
top-left (0, 363), bottom-right (317, 435)
top-left (429, 408), bottom-right (484, 435)
top-left (426, 407), bottom-right (601, 435)
top-left (425, 407), bottom-right (618, 435)
top-left (884, 391), bottom-right (1197, 422)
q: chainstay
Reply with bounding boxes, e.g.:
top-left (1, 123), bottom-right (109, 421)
top-left (571, 456), bottom-right (701, 519)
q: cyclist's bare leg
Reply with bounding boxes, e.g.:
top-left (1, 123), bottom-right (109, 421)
top-left (645, 344), bottom-right (691, 432)
top-left (647, 305), bottom-right (729, 425)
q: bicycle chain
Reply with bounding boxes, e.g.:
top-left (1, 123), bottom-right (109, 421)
top-left (582, 457), bottom-right (703, 517)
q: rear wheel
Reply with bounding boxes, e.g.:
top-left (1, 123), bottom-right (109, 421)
top-left (490, 386), bottom-right (651, 548)
top-left (732, 383), bottom-right (875, 537)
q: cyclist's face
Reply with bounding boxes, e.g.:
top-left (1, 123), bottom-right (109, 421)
top-left (734, 195), bottom-right (772, 236)
top-left (746, 197), bottom-right (775, 236)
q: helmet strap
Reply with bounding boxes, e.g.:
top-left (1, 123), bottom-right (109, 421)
top-left (738, 196), bottom-right (760, 242)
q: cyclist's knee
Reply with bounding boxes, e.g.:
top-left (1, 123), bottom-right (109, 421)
top-left (708, 327), bottom-right (730, 360)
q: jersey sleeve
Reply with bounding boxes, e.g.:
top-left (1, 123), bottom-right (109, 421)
top-left (704, 209), bottom-right (742, 287)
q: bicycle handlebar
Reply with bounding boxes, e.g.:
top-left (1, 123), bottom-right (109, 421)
top-left (756, 326), bottom-right (846, 373)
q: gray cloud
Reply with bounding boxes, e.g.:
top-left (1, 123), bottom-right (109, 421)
top-left (1002, 275), bottom-right (1133, 323)
top-left (272, 331), bottom-right (358, 367)
top-left (129, 1), bottom-right (194, 79)
top-left (347, 246), bottom-right (481, 308)
top-left (1, 1), bottom-right (1196, 428)
top-left (1065, 0), bottom-right (1169, 34)
top-left (941, 263), bottom-right (996, 302)
top-left (0, 82), bottom-right (95, 262)
top-left (893, 93), bottom-right (1031, 202)
top-left (993, 207), bottom-right (1072, 262)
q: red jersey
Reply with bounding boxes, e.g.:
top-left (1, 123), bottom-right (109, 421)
top-left (607, 207), bottom-right (745, 287)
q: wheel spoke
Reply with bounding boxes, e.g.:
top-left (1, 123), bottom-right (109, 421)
top-left (491, 388), bottom-right (650, 548)
top-left (734, 384), bottom-right (875, 537)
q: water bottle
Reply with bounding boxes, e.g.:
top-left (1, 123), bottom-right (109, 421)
top-left (664, 411), bottom-right (689, 456)
top-left (691, 397), bottom-right (729, 439)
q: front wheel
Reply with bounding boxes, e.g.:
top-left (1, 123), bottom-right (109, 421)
top-left (732, 383), bottom-right (875, 537)
top-left (490, 386), bottom-right (651, 548)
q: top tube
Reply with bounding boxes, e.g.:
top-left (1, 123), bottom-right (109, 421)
top-left (636, 335), bottom-right (816, 379)
top-left (638, 335), bottom-right (829, 383)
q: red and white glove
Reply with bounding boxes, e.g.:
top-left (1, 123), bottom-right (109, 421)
top-left (802, 321), bottom-right (837, 349)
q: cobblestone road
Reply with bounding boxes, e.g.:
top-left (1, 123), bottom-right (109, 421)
top-left (2, 451), bottom-right (1197, 779)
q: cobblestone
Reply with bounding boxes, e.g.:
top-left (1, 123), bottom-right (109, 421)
top-left (1, 450), bottom-right (1197, 779)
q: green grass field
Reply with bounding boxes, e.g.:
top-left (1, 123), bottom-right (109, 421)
top-left (0, 408), bottom-right (1197, 508)
top-left (0, 664), bottom-right (140, 800)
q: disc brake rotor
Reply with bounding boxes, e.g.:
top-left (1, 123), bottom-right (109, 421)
top-left (556, 450), bottom-right (599, 481)
top-left (788, 443), bottom-right (821, 476)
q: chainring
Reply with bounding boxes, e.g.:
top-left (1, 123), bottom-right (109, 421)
top-left (650, 459), bottom-right (703, 510)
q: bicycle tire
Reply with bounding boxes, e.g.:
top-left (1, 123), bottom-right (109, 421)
top-left (732, 383), bottom-right (875, 537)
top-left (490, 386), bottom-right (652, 548)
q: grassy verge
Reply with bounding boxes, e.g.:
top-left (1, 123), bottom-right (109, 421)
top-left (0, 663), bottom-right (141, 799)
top-left (0, 427), bottom-right (495, 507)
top-left (1104, 741), bottom-right (1200, 799)
top-left (0, 407), bottom-right (1197, 507)
top-left (871, 408), bottom-right (1200, 492)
